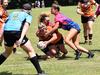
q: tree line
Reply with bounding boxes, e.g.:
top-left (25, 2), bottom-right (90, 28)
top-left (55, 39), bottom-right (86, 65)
top-left (7, 0), bottom-right (100, 9)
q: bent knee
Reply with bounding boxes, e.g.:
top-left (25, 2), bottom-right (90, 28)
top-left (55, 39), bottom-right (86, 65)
top-left (74, 42), bottom-right (79, 47)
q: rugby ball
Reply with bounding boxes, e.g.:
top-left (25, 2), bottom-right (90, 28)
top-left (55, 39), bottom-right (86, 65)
top-left (37, 41), bottom-right (46, 49)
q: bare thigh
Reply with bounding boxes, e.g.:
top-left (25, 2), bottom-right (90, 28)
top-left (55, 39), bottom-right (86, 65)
top-left (20, 40), bottom-right (36, 58)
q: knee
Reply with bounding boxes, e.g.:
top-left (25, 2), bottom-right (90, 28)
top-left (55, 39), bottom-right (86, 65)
top-left (27, 50), bottom-right (36, 58)
top-left (74, 42), bottom-right (79, 47)
top-left (65, 38), bottom-right (70, 44)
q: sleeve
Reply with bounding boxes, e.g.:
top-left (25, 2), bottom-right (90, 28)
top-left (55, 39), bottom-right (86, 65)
top-left (26, 15), bottom-right (32, 24)
top-left (55, 16), bottom-right (63, 23)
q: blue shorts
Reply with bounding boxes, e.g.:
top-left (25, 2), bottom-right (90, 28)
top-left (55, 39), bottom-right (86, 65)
top-left (61, 22), bottom-right (81, 33)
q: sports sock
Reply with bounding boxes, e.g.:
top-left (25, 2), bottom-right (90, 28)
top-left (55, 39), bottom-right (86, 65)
top-left (13, 48), bottom-right (16, 53)
top-left (0, 54), bottom-right (7, 65)
top-left (30, 56), bottom-right (42, 73)
top-left (89, 34), bottom-right (93, 40)
top-left (84, 36), bottom-right (88, 41)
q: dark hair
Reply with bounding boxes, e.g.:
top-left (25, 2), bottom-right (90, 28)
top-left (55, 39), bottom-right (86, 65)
top-left (22, 3), bottom-right (32, 10)
top-left (0, 0), bottom-right (3, 5)
top-left (52, 4), bottom-right (60, 11)
top-left (79, 0), bottom-right (89, 3)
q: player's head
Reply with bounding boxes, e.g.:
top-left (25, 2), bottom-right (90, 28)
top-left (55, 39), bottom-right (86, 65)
top-left (38, 23), bottom-right (47, 36)
top-left (22, 3), bottom-right (32, 14)
top-left (39, 13), bottom-right (50, 25)
top-left (1, 0), bottom-right (8, 8)
top-left (38, 23), bottom-right (46, 30)
top-left (51, 4), bottom-right (60, 15)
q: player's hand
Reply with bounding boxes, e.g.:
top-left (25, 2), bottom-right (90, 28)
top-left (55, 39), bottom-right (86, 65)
top-left (44, 41), bottom-right (49, 46)
top-left (15, 39), bottom-right (22, 47)
top-left (93, 15), bottom-right (97, 19)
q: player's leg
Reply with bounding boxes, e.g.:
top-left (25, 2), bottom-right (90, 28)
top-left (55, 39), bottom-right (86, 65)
top-left (64, 28), bottom-right (81, 60)
top-left (81, 16), bottom-right (89, 44)
top-left (87, 20), bottom-right (94, 45)
top-left (57, 44), bottom-right (68, 58)
top-left (20, 39), bottom-right (45, 75)
top-left (13, 44), bottom-right (17, 53)
top-left (56, 37), bottom-right (68, 58)
top-left (48, 45), bottom-right (58, 58)
top-left (0, 46), bottom-right (13, 65)
top-left (0, 31), bottom-right (15, 65)
top-left (73, 33), bottom-right (94, 58)
top-left (64, 28), bottom-right (80, 51)
top-left (83, 23), bottom-right (89, 43)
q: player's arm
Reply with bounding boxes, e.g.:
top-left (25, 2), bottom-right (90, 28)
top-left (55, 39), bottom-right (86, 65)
top-left (0, 9), bottom-right (4, 23)
top-left (16, 22), bottom-right (30, 46)
top-left (16, 15), bottom-right (32, 46)
top-left (45, 33), bottom-right (57, 45)
top-left (95, 5), bottom-right (100, 17)
top-left (20, 22), bottom-right (30, 41)
top-left (93, 0), bottom-right (99, 17)
top-left (45, 22), bottom-right (60, 37)
top-left (20, 15), bottom-right (32, 41)
top-left (0, 9), bottom-right (3, 17)
top-left (76, 2), bottom-right (84, 16)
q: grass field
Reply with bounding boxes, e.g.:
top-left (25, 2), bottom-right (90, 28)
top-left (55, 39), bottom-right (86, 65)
top-left (0, 6), bottom-right (100, 75)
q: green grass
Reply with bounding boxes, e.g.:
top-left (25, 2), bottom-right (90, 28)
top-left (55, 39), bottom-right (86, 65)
top-left (0, 6), bottom-right (100, 75)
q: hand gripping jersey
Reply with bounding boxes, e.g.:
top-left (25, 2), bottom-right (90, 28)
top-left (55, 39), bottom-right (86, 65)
top-left (37, 22), bottom-right (62, 44)
top-left (46, 25), bottom-right (62, 44)
top-left (4, 11), bottom-right (32, 31)
top-left (55, 13), bottom-right (80, 32)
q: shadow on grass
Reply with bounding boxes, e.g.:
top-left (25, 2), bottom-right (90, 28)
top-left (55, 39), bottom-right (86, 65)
top-left (91, 49), bottom-right (100, 52)
top-left (0, 71), bottom-right (12, 75)
top-left (0, 71), bottom-right (37, 75)
top-left (79, 42), bottom-right (85, 44)
top-left (57, 56), bottom-right (73, 60)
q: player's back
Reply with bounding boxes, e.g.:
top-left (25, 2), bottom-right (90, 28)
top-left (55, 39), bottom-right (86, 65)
top-left (4, 11), bottom-right (32, 31)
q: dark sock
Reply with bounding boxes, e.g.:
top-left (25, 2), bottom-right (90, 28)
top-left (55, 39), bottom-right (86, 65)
top-left (84, 36), bottom-right (88, 41)
top-left (0, 54), bottom-right (7, 65)
top-left (30, 56), bottom-right (42, 73)
top-left (89, 34), bottom-right (93, 40)
top-left (13, 48), bottom-right (16, 53)
top-left (87, 51), bottom-right (92, 54)
top-left (75, 49), bottom-right (79, 53)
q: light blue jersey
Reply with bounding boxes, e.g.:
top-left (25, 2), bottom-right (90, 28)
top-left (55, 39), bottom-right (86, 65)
top-left (4, 11), bottom-right (32, 31)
